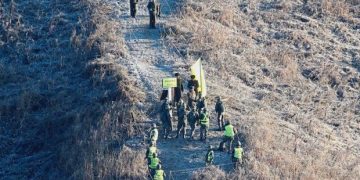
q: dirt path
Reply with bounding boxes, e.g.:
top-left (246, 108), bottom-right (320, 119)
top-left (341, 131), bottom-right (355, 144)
top-left (111, 1), bottom-right (234, 179)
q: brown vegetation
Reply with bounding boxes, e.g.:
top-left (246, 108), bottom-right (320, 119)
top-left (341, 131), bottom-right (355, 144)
top-left (165, 0), bottom-right (360, 179)
top-left (0, 0), bottom-right (146, 178)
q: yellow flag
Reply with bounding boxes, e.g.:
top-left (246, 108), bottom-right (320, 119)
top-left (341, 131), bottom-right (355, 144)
top-left (190, 59), bottom-right (207, 97)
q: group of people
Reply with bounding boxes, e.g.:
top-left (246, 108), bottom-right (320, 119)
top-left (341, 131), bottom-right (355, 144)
top-left (129, 0), bottom-right (161, 28)
top-left (144, 72), bottom-right (245, 179)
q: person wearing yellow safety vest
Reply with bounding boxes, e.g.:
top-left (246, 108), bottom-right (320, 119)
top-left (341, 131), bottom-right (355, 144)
top-left (199, 108), bottom-right (209, 141)
top-left (153, 164), bottom-right (166, 180)
top-left (149, 123), bottom-right (159, 145)
top-left (148, 153), bottom-right (161, 177)
top-left (145, 141), bottom-right (157, 164)
top-left (232, 141), bottom-right (244, 169)
top-left (205, 145), bottom-right (214, 166)
top-left (219, 121), bottom-right (237, 153)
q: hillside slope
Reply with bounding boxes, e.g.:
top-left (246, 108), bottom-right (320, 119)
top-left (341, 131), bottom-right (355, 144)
top-left (163, 0), bottom-right (360, 179)
top-left (0, 0), bottom-right (142, 178)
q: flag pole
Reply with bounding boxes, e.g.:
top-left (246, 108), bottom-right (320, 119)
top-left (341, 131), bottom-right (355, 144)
top-left (199, 59), bottom-right (202, 98)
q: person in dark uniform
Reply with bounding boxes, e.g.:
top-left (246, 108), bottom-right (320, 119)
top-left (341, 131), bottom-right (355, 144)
top-left (147, 0), bottom-right (157, 28)
top-left (130, 0), bottom-right (139, 18)
top-left (188, 75), bottom-right (199, 96)
top-left (174, 73), bottom-right (184, 105)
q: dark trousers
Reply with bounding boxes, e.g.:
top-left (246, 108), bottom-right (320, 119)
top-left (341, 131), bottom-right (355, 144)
top-left (219, 136), bottom-right (234, 152)
top-left (232, 157), bottom-right (242, 169)
top-left (162, 123), bottom-right (172, 139)
top-left (189, 123), bottom-right (196, 139)
top-left (130, 3), bottom-right (137, 17)
top-left (156, 4), bottom-right (161, 17)
top-left (149, 11), bottom-right (156, 28)
top-left (200, 125), bottom-right (208, 141)
top-left (176, 120), bottom-right (186, 138)
top-left (217, 113), bottom-right (224, 130)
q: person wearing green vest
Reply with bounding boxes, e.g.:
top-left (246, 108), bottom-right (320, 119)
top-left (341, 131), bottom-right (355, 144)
top-left (145, 142), bottom-right (157, 164)
top-left (205, 145), bottom-right (214, 166)
top-left (150, 123), bottom-right (159, 145)
top-left (153, 164), bottom-right (166, 180)
top-left (232, 141), bottom-right (244, 169)
top-left (219, 120), bottom-right (236, 152)
top-left (148, 153), bottom-right (161, 176)
top-left (199, 108), bottom-right (209, 141)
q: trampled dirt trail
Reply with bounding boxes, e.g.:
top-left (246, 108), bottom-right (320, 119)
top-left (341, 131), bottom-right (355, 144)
top-left (110, 0), bottom-right (235, 179)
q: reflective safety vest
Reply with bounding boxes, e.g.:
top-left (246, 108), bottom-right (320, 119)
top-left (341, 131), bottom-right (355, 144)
top-left (154, 169), bottom-right (164, 180)
top-left (234, 147), bottom-right (243, 159)
top-left (149, 157), bottom-right (160, 169)
top-left (206, 151), bottom-right (214, 162)
top-left (147, 146), bottom-right (157, 158)
top-left (224, 124), bottom-right (235, 137)
top-left (151, 129), bottom-right (158, 141)
top-left (200, 113), bottom-right (209, 126)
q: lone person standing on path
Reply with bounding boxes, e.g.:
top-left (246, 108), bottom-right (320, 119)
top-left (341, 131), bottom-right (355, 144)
top-left (215, 96), bottom-right (225, 130)
top-left (129, 0), bottom-right (139, 18)
top-left (174, 73), bottom-right (184, 105)
top-left (147, 0), bottom-right (157, 28)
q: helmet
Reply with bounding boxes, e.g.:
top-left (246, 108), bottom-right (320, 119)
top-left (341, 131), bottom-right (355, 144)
top-left (237, 141), bottom-right (241, 146)
top-left (209, 145), bottom-right (213, 149)
top-left (150, 141), bottom-right (155, 146)
top-left (157, 164), bottom-right (162, 169)
top-left (152, 123), bottom-right (157, 128)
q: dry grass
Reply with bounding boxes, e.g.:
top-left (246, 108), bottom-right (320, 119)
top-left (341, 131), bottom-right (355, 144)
top-left (165, 0), bottom-right (360, 179)
top-left (0, 0), bottom-right (146, 178)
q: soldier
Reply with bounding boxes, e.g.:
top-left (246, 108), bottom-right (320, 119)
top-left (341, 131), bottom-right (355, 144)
top-left (147, 0), bottom-right (157, 28)
top-left (174, 73), bottom-right (184, 105)
top-left (232, 141), bottom-right (244, 169)
top-left (145, 142), bottom-right (157, 164)
top-left (188, 75), bottom-right (199, 95)
top-left (215, 96), bottom-right (225, 130)
top-left (160, 99), bottom-right (173, 139)
top-left (148, 153), bottom-right (161, 177)
top-left (197, 96), bottom-right (206, 115)
top-left (129, 0), bottom-right (139, 18)
top-left (176, 100), bottom-right (186, 138)
top-left (187, 107), bottom-right (198, 139)
top-left (149, 123), bottom-right (159, 145)
top-left (155, 0), bottom-right (161, 17)
top-left (219, 121), bottom-right (236, 153)
top-left (187, 86), bottom-right (197, 110)
top-left (154, 164), bottom-right (166, 180)
top-left (199, 108), bottom-right (209, 141)
top-left (205, 145), bottom-right (214, 166)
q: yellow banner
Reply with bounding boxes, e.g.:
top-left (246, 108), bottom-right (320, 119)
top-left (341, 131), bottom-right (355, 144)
top-left (162, 78), bottom-right (177, 88)
top-left (190, 59), bottom-right (207, 97)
